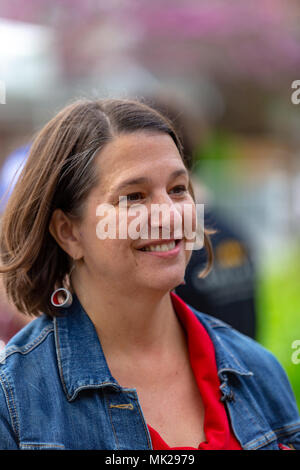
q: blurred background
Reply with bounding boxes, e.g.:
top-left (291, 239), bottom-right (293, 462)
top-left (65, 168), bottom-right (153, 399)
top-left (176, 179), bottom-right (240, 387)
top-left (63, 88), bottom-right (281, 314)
top-left (0, 0), bottom-right (300, 408)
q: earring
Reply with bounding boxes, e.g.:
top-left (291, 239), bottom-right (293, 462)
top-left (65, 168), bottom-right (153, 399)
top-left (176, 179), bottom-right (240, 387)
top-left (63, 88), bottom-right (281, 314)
top-left (51, 287), bottom-right (73, 308)
top-left (50, 261), bottom-right (75, 308)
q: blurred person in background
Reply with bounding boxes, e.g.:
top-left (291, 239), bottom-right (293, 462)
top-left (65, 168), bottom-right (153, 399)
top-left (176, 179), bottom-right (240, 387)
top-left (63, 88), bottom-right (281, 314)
top-left (147, 95), bottom-right (257, 338)
top-left (0, 98), bottom-right (299, 450)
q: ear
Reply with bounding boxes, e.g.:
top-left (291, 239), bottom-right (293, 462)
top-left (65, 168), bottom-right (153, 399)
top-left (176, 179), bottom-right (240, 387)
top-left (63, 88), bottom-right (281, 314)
top-left (49, 209), bottom-right (83, 260)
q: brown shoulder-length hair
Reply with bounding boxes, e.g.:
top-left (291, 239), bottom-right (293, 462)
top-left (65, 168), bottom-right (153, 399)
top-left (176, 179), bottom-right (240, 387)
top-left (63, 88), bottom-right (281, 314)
top-left (0, 98), bottom-right (213, 317)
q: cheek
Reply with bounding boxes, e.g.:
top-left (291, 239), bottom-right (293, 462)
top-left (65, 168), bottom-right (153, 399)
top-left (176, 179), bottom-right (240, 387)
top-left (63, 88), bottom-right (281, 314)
top-left (116, 206), bottom-right (150, 242)
top-left (179, 199), bottom-right (201, 253)
top-left (177, 198), bottom-right (197, 236)
top-left (80, 211), bottom-right (113, 262)
top-left (185, 249), bottom-right (193, 266)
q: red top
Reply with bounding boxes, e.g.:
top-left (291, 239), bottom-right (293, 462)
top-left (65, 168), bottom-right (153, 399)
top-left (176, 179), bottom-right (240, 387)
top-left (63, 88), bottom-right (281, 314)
top-left (147, 291), bottom-right (242, 450)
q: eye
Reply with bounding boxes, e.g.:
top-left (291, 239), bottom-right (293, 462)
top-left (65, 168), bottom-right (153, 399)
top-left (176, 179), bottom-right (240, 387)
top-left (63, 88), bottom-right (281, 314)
top-left (125, 192), bottom-right (144, 202)
top-left (169, 185), bottom-right (188, 195)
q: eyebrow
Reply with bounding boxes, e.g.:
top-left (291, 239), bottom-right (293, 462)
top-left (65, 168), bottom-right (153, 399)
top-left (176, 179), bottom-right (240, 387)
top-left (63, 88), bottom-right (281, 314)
top-left (110, 168), bottom-right (189, 194)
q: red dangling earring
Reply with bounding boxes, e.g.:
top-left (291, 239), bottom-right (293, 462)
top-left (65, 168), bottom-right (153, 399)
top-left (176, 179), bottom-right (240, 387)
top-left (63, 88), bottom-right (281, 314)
top-left (51, 287), bottom-right (73, 308)
top-left (50, 261), bottom-right (75, 308)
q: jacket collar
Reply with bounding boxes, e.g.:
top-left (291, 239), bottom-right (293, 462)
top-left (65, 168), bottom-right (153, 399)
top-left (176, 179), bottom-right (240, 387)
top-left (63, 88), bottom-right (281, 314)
top-left (53, 293), bottom-right (121, 401)
top-left (54, 292), bottom-right (252, 402)
top-left (187, 305), bottom-right (253, 378)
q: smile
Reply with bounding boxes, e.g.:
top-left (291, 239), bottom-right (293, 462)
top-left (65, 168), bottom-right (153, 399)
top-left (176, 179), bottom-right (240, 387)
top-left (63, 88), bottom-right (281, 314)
top-left (137, 239), bottom-right (183, 257)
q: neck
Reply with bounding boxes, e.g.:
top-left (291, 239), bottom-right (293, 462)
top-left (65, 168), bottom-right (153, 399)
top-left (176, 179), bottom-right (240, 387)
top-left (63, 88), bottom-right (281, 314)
top-left (71, 269), bottom-right (186, 362)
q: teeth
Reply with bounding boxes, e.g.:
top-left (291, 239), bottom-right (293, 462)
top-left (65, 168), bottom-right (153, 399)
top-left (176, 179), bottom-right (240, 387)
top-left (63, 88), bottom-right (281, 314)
top-left (143, 241), bottom-right (176, 252)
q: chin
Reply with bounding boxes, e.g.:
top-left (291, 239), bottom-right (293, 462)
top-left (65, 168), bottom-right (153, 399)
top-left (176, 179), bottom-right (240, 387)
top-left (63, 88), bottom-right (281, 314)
top-left (144, 271), bottom-right (185, 293)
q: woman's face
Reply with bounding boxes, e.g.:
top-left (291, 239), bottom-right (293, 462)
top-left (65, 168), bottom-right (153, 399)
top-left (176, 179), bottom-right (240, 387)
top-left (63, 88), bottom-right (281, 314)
top-left (75, 131), bottom-right (197, 294)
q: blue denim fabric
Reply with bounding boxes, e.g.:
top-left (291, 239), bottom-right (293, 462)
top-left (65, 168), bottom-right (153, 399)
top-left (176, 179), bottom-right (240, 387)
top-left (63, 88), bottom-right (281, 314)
top-left (0, 293), bottom-right (300, 450)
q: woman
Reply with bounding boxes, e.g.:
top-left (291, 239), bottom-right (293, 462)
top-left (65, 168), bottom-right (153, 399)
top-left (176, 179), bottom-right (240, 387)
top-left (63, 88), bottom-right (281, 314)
top-left (0, 98), bottom-right (299, 450)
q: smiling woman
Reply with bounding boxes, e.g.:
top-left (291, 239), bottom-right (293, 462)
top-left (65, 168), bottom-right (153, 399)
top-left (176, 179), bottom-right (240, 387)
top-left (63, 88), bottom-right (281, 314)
top-left (0, 98), bottom-right (299, 450)
top-left (0, 98), bottom-right (212, 319)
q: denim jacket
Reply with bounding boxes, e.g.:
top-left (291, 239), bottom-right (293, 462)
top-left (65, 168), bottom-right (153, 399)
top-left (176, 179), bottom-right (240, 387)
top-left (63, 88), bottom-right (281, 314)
top-left (0, 293), bottom-right (300, 450)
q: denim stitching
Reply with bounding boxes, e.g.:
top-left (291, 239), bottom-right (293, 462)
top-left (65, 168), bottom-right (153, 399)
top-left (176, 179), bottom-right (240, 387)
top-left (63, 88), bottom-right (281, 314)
top-left (135, 403), bottom-right (152, 449)
top-left (274, 422), bottom-right (300, 437)
top-left (2, 370), bottom-right (20, 442)
top-left (66, 383), bottom-right (120, 402)
top-left (233, 393), bottom-right (259, 442)
top-left (16, 325), bottom-right (53, 353)
top-left (20, 442), bottom-right (65, 449)
top-left (53, 318), bottom-right (71, 400)
top-left (54, 318), bottom-right (121, 401)
top-left (218, 367), bottom-right (253, 377)
top-left (0, 371), bottom-right (20, 444)
top-left (104, 392), bottom-right (119, 450)
top-left (245, 433), bottom-right (277, 450)
top-left (215, 334), bottom-right (250, 374)
top-left (53, 324), bottom-right (119, 400)
top-left (191, 309), bottom-right (232, 330)
top-left (2, 325), bottom-right (54, 361)
top-left (123, 390), bottom-right (152, 449)
top-left (227, 391), bottom-right (276, 450)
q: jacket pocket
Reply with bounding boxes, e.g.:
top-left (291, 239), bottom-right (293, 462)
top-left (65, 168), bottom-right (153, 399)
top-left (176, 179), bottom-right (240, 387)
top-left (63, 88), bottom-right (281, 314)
top-left (20, 441), bottom-right (65, 450)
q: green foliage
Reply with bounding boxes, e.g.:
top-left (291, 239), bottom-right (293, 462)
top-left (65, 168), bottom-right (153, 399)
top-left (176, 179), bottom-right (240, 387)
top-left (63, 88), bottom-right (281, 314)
top-left (195, 130), bottom-right (238, 162)
top-left (256, 245), bottom-right (300, 411)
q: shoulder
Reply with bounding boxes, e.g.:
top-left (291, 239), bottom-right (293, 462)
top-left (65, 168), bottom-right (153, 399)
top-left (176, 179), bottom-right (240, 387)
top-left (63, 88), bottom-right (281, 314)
top-left (188, 306), bottom-right (300, 448)
top-left (188, 305), bottom-right (297, 397)
top-left (0, 315), bottom-right (56, 448)
top-left (189, 305), bottom-right (279, 368)
top-left (0, 315), bottom-right (55, 395)
top-left (0, 315), bottom-right (55, 381)
top-left (0, 315), bottom-right (54, 362)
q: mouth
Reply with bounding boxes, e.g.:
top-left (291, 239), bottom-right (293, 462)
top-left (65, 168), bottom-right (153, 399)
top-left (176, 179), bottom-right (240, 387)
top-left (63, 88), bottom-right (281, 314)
top-left (136, 238), bottom-right (183, 256)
